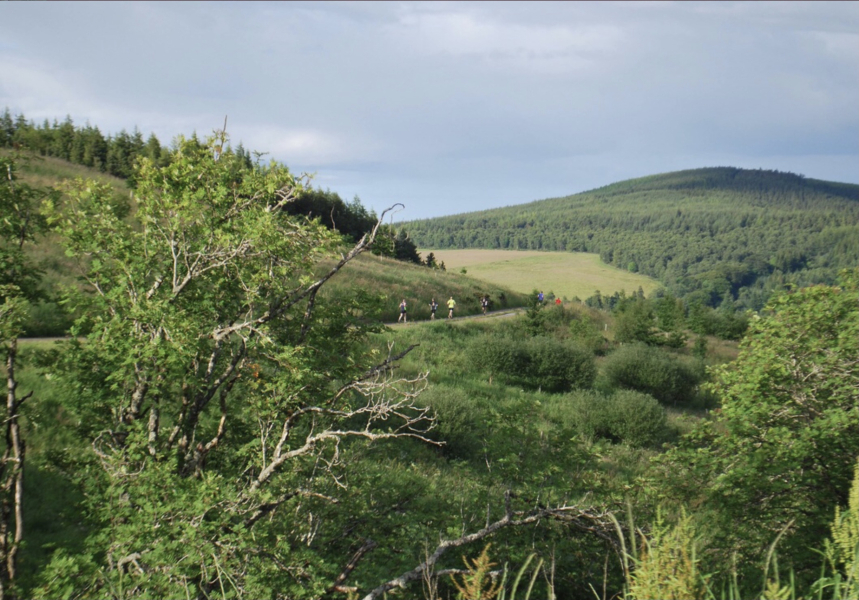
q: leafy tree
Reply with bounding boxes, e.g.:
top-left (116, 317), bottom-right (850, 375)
top-left (35, 133), bottom-right (434, 598)
top-left (613, 297), bottom-right (657, 345)
top-left (282, 188), bottom-right (377, 243)
top-left (394, 229), bottom-right (421, 264)
top-left (658, 271), bottom-right (859, 584)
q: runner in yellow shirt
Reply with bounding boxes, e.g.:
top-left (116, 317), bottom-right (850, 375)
top-left (446, 296), bottom-right (456, 319)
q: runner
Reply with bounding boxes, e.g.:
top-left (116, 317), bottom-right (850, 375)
top-left (481, 295), bottom-right (489, 315)
top-left (446, 296), bottom-right (456, 319)
top-left (555, 297), bottom-right (562, 306)
top-left (397, 299), bottom-right (407, 323)
top-left (538, 291), bottom-right (544, 304)
top-left (429, 298), bottom-right (438, 320)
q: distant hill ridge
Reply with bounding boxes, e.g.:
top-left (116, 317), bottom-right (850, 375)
top-left (404, 167), bottom-right (859, 310)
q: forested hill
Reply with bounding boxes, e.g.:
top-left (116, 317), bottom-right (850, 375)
top-left (404, 167), bottom-right (859, 310)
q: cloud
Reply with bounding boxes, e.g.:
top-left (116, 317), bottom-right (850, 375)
top-left (0, 1), bottom-right (856, 221)
top-left (386, 7), bottom-right (625, 74)
top-left (236, 125), bottom-right (382, 167)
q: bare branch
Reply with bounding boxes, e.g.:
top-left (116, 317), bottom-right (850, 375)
top-left (210, 204), bottom-right (405, 343)
top-left (361, 499), bottom-right (614, 600)
top-left (248, 370), bottom-right (432, 493)
top-left (324, 539), bottom-right (378, 597)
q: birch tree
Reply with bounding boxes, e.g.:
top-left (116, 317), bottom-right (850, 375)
top-left (35, 134), bottom-right (433, 598)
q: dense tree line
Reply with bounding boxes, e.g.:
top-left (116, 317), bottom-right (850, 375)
top-left (404, 168), bottom-right (859, 310)
top-left (0, 109), bottom-right (179, 183)
top-left (1, 109), bottom-right (432, 272)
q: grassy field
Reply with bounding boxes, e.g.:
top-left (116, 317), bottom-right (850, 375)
top-left (319, 252), bottom-right (531, 322)
top-left (420, 249), bottom-right (660, 300)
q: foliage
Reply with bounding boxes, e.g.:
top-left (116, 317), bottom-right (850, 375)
top-left (1, 152), bottom-right (53, 597)
top-left (405, 167), bottom-right (859, 311)
top-left (1, 109), bottom-right (156, 182)
top-left (450, 544), bottom-right (502, 600)
top-left (370, 225), bottom-right (423, 265)
top-left (625, 511), bottom-right (707, 600)
top-left (478, 334), bottom-right (596, 394)
top-left (602, 344), bottom-right (702, 406)
top-left (657, 270), bottom-right (859, 585)
top-left (31, 132), bottom-right (438, 598)
top-left (281, 187), bottom-right (377, 243)
top-left (617, 466), bottom-right (859, 599)
top-left (546, 390), bottom-right (669, 448)
top-left (825, 462), bottom-right (859, 587)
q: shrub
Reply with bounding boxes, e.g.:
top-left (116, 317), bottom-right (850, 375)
top-left (417, 385), bottom-right (486, 458)
top-left (602, 344), bottom-right (701, 406)
top-left (478, 334), bottom-right (529, 381)
top-left (522, 337), bottom-right (596, 393)
top-left (569, 316), bottom-right (608, 355)
top-left (604, 390), bottom-right (669, 447)
top-left (546, 389), bottom-right (668, 447)
top-left (478, 335), bottom-right (596, 393)
top-left (23, 300), bottom-right (74, 337)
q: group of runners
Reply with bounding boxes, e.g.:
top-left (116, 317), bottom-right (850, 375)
top-left (397, 295), bottom-right (491, 323)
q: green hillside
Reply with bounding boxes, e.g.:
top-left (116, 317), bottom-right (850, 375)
top-left (404, 168), bottom-right (859, 309)
top-left (4, 151), bottom-right (527, 333)
top-left (4, 133), bottom-right (858, 600)
top-left (319, 251), bottom-right (530, 322)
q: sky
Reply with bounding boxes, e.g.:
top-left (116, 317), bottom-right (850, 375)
top-left (1, 1), bottom-right (857, 221)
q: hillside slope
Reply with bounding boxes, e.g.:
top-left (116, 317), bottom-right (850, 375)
top-left (320, 252), bottom-right (529, 322)
top-left (6, 152), bottom-right (528, 333)
top-left (404, 168), bottom-right (859, 309)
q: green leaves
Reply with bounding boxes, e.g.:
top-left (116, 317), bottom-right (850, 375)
top-left (661, 270), bottom-right (859, 584)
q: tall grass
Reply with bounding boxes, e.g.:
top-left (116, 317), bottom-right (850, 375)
top-left (614, 465), bottom-right (859, 600)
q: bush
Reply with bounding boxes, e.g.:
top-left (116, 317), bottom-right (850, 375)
top-left (23, 301), bottom-right (74, 337)
top-left (602, 344), bottom-right (701, 406)
top-left (546, 389), bottom-right (668, 447)
top-left (569, 316), bottom-right (608, 355)
top-left (523, 337), bottom-right (596, 393)
top-left (417, 385), bottom-right (486, 458)
top-left (478, 335), bottom-right (596, 393)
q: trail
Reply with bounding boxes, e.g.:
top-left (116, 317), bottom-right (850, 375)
top-left (20, 309), bottom-right (529, 343)
top-left (386, 306), bottom-right (526, 328)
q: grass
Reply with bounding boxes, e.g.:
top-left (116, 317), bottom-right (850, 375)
top-left (320, 252), bottom-right (531, 322)
top-left (1, 149), bottom-right (130, 196)
top-left (419, 249), bottom-right (661, 301)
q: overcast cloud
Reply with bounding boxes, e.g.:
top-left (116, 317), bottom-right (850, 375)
top-left (1, 1), bottom-right (856, 220)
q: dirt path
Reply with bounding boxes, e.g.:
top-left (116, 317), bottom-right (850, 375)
top-left (386, 306), bottom-right (525, 328)
top-left (20, 308), bottom-right (528, 342)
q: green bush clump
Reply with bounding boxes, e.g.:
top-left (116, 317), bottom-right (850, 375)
top-left (478, 335), bottom-right (596, 393)
top-left (23, 301), bottom-right (73, 337)
top-left (602, 344), bottom-right (701, 406)
top-left (417, 385), bottom-right (486, 458)
top-left (546, 389), bottom-right (668, 447)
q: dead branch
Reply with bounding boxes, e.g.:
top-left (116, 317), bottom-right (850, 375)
top-left (360, 495), bottom-right (614, 600)
top-left (324, 538), bottom-right (378, 597)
